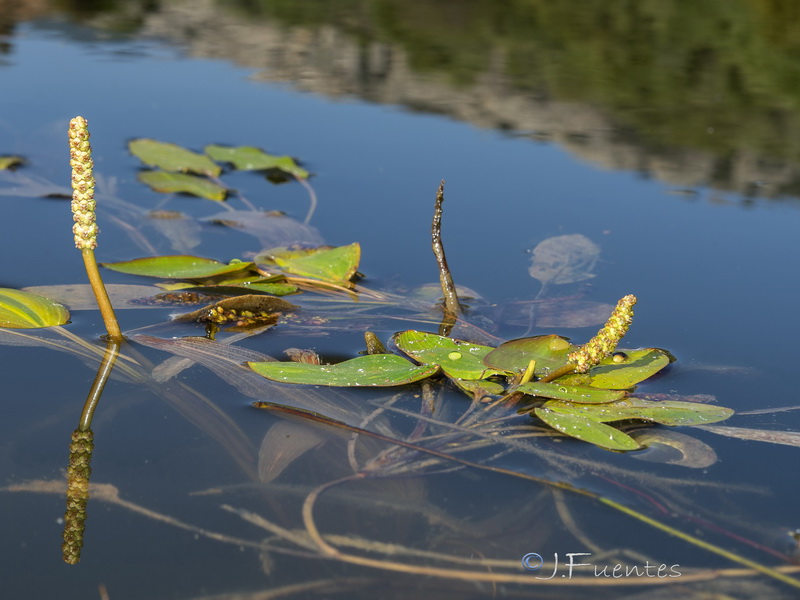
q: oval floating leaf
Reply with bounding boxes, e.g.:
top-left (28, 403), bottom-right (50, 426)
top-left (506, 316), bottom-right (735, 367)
top-left (394, 330), bottom-right (506, 380)
top-left (540, 397), bottom-right (733, 427)
top-left (560, 348), bottom-right (671, 389)
top-left (248, 353), bottom-right (439, 387)
top-left (528, 234), bottom-right (599, 285)
top-left (102, 256), bottom-right (254, 279)
top-left (483, 335), bottom-right (573, 377)
top-left (0, 288), bottom-right (70, 328)
top-left (205, 145), bottom-right (309, 179)
top-left (534, 407), bottom-right (640, 451)
top-left (257, 244), bottom-right (361, 285)
top-left (517, 381), bottom-right (626, 403)
top-left (185, 282), bottom-right (299, 297)
top-left (138, 171), bottom-right (227, 201)
top-left (194, 275), bottom-right (299, 297)
top-left (129, 139), bottom-right (221, 176)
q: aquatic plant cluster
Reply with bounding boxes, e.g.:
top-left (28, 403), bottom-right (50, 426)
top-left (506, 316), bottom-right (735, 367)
top-left (5, 115), bottom-right (800, 595)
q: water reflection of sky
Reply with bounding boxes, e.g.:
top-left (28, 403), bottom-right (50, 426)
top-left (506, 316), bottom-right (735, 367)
top-left (2, 14), bottom-right (800, 600)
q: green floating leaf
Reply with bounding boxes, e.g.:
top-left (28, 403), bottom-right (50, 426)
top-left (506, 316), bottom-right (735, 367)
top-left (534, 407), bottom-right (640, 451)
top-left (483, 335), bottom-right (573, 377)
top-left (186, 282), bottom-right (299, 297)
top-left (248, 354), bottom-right (439, 387)
top-left (517, 381), bottom-right (626, 404)
top-left (0, 288), bottom-right (70, 329)
top-left (129, 139), bottom-right (221, 176)
top-left (257, 244), bottom-right (360, 285)
top-left (235, 282), bottom-right (298, 295)
top-left (192, 275), bottom-right (299, 297)
top-left (138, 171), bottom-right (227, 201)
top-left (393, 330), bottom-right (506, 380)
top-left (540, 397), bottom-right (733, 427)
top-left (156, 282), bottom-right (196, 291)
top-left (559, 348), bottom-right (671, 389)
top-left (103, 256), bottom-right (254, 279)
top-left (0, 156), bottom-right (24, 170)
top-left (205, 145), bottom-right (309, 179)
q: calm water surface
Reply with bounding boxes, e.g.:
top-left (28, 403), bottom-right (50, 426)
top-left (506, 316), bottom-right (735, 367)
top-left (1, 3), bottom-right (800, 599)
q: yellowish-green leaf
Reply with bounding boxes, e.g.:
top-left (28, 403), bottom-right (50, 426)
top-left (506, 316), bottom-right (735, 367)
top-left (0, 288), bottom-right (70, 329)
top-left (559, 348), bottom-right (671, 389)
top-left (210, 275), bottom-right (298, 296)
top-left (257, 244), bottom-right (360, 285)
top-left (248, 354), bottom-right (439, 386)
top-left (138, 171), bottom-right (227, 201)
top-left (205, 145), bottom-right (309, 179)
top-left (189, 282), bottom-right (299, 296)
top-left (129, 139), bottom-right (221, 176)
top-left (534, 407), bottom-right (641, 451)
top-left (102, 256), bottom-right (254, 279)
top-left (540, 397), bottom-right (733, 426)
top-left (517, 381), bottom-right (626, 403)
top-left (393, 330), bottom-right (506, 380)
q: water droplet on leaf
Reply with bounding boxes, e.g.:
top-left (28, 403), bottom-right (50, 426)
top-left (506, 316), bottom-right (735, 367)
top-left (549, 338), bottom-right (570, 351)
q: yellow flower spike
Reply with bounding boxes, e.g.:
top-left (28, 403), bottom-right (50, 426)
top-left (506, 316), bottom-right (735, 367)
top-left (69, 116), bottom-right (123, 342)
top-left (568, 294), bottom-right (636, 373)
top-left (69, 117), bottom-right (98, 250)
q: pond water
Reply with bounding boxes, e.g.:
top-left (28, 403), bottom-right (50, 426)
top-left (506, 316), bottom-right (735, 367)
top-left (2, 2), bottom-right (800, 599)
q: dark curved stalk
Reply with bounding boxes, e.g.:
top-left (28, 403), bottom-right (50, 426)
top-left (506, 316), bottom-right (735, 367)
top-left (431, 180), bottom-right (461, 335)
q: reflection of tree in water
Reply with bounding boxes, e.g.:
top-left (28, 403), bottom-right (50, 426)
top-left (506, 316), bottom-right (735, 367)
top-left (13, 0), bottom-right (794, 200)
